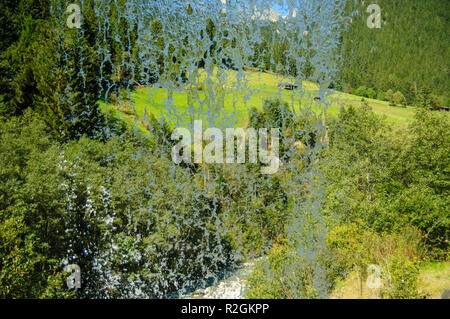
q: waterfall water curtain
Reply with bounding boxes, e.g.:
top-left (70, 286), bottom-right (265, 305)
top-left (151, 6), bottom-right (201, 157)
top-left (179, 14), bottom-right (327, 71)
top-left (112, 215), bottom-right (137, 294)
top-left (52, 0), bottom-right (355, 298)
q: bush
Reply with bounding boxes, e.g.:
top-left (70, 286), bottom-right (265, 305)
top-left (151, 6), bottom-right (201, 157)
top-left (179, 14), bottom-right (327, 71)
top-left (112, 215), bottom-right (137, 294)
top-left (366, 88), bottom-right (377, 99)
top-left (416, 87), bottom-right (433, 108)
top-left (327, 106), bottom-right (449, 259)
top-left (221, 164), bottom-right (289, 256)
top-left (246, 246), bottom-right (290, 299)
top-left (382, 257), bottom-right (420, 299)
top-left (354, 86), bottom-right (368, 98)
top-left (393, 91), bottom-right (407, 107)
top-left (431, 98), bottom-right (442, 109)
top-left (261, 98), bottom-right (293, 129)
top-left (0, 114), bottom-right (76, 298)
top-left (386, 89), bottom-right (394, 105)
top-left (353, 87), bottom-right (376, 99)
top-left (251, 98), bottom-right (297, 160)
top-left (326, 223), bottom-right (423, 298)
top-left (377, 91), bottom-right (387, 101)
top-left (246, 244), bottom-right (322, 299)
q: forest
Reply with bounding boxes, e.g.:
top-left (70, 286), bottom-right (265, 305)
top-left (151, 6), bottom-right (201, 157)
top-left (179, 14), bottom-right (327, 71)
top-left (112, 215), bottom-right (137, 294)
top-left (0, 0), bottom-right (448, 299)
top-left (257, 0), bottom-right (449, 108)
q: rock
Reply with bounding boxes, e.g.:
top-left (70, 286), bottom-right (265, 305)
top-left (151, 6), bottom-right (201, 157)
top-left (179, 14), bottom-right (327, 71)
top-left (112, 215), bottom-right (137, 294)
top-left (183, 258), bottom-right (262, 299)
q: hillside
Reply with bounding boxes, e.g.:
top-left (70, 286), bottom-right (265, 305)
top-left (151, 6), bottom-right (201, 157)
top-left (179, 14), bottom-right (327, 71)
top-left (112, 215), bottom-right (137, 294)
top-left (103, 69), bottom-right (420, 132)
top-left (341, 0), bottom-right (450, 105)
top-left (255, 1), bottom-right (449, 107)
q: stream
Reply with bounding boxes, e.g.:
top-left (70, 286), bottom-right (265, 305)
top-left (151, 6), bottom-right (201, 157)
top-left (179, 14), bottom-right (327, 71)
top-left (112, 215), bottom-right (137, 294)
top-left (182, 259), bottom-right (261, 299)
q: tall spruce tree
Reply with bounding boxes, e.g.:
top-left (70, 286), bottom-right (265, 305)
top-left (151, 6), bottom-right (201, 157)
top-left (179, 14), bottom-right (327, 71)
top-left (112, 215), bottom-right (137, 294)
top-left (1, 0), bottom-right (106, 141)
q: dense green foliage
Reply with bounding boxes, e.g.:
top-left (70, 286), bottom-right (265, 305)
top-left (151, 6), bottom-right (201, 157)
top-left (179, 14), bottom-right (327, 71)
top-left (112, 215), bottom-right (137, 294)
top-left (0, 105), bottom-right (297, 297)
top-left (341, 0), bottom-right (449, 106)
top-left (0, 1), bottom-right (448, 299)
top-left (0, 0), bottom-right (107, 140)
top-left (247, 105), bottom-right (449, 298)
top-left (0, 112), bottom-right (233, 298)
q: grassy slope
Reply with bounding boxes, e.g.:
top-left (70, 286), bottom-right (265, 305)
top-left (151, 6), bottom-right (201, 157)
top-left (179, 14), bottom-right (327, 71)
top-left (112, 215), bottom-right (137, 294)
top-left (101, 69), bottom-right (417, 131)
top-left (418, 262), bottom-right (450, 298)
top-left (331, 262), bottom-right (450, 299)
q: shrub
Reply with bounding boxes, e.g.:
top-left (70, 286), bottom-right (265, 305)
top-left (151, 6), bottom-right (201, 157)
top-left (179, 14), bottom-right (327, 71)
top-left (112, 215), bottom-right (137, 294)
top-left (326, 223), bottom-right (423, 298)
top-left (251, 98), bottom-right (297, 160)
top-left (246, 244), bottom-right (322, 299)
top-left (249, 107), bottom-right (266, 129)
top-left (246, 246), bottom-right (290, 299)
top-left (382, 257), bottom-right (420, 299)
top-left (119, 88), bottom-right (131, 101)
top-left (416, 87), bottom-right (433, 108)
top-left (109, 92), bottom-right (118, 105)
top-left (353, 87), bottom-right (376, 99)
top-left (386, 89), bottom-right (394, 105)
top-left (366, 88), bottom-right (377, 99)
top-left (325, 222), bottom-right (373, 284)
top-left (377, 91), bottom-right (386, 101)
top-left (262, 98), bottom-right (293, 129)
top-left (354, 86), bottom-right (368, 98)
top-left (221, 164), bottom-right (289, 256)
top-left (431, 98), bottom-right (442, 109)
top-left (393, 91), bottom-right (407, 107)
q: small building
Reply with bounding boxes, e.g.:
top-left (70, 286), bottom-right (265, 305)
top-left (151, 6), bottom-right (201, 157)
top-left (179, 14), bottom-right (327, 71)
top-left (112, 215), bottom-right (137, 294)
top-left (439, 106), bottom-right (450, 112)
top-left (278, 82), bottom-right (298, 90)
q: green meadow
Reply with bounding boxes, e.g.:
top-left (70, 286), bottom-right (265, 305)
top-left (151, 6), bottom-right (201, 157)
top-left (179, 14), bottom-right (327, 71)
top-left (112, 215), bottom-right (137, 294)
top-left (101, 69), bottom-right (417, 131)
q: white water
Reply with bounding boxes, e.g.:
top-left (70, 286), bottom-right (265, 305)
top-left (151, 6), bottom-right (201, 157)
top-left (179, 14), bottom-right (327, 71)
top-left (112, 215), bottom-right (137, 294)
top-left (183, 259), bottom-right (260, 299)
